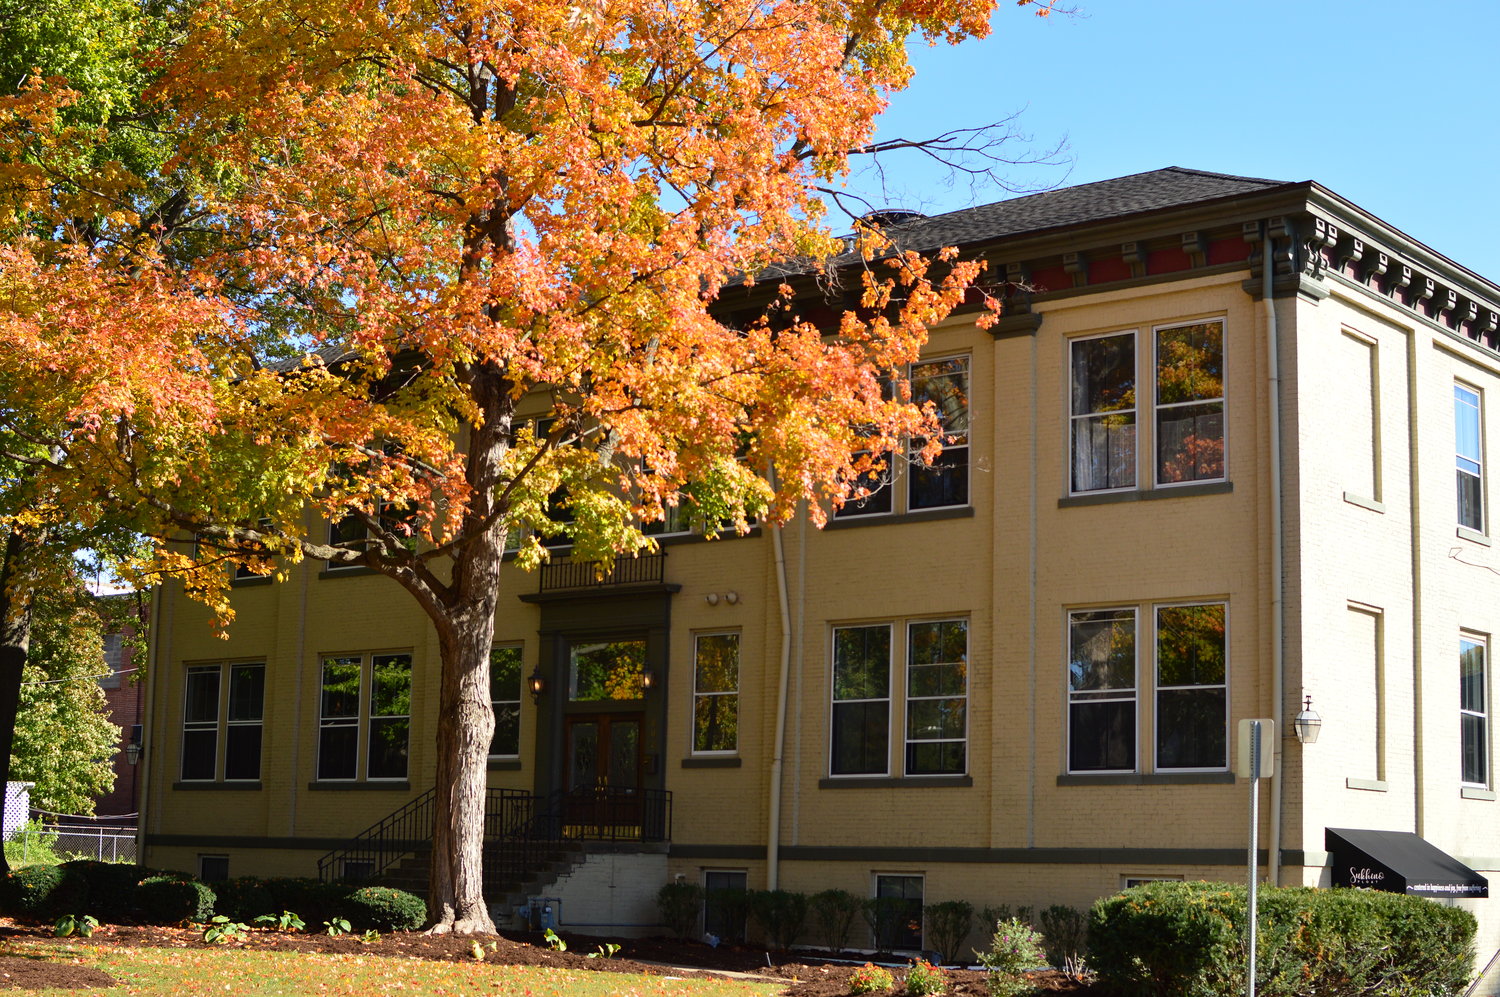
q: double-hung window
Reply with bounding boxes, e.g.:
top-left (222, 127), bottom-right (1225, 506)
top-left (693, 633), bottom-right (740, 754)
top-left (1069, 320), bottom-right (1225, 493)
top-left (837, 355), bottom-right (969, 517)
top-left (831, 625), bottom-right (891, 775)
top-left (489, 646), bottom-right (522, 758)
top-left (1066, 603), bottom-right (1227, 774)
top-left (1461, 634), bottom-right (1488, 787)
top-left (318, 653), bottom-right (412, 781)
top-left (1456, 383), bottom-right (1484, 532)
top-left (830, 619), bottom-right (969, 777)
top-left (180, 662), bottom-right (265, 782)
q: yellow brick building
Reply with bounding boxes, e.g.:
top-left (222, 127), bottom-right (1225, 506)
top-left (139, 167), bottom-right (1500, 984)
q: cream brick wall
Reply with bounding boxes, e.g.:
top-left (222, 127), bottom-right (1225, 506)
top-left (143, 255), bottom-right (1500, 979)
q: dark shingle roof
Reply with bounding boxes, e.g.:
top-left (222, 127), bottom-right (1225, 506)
top-left (810, 166), bottom-right (1295, 269)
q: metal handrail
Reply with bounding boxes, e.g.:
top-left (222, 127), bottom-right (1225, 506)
top-left (319, 785), bottom-right (673, 891)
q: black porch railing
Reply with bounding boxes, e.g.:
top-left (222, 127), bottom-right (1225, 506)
top-left (538, 553), bottom-right (666, 592)
top-left (318, 786), bottom-right (672, 890)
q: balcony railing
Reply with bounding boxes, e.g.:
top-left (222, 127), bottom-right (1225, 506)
top-left (538, 552), bottom-right (666, 592)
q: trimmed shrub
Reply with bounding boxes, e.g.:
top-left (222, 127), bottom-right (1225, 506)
top-left (811, 889), bottom-right (865, 952)
top-left (923, 900), bottom-right (973, 965)
top-left (59, 861), bottom-right (145, 920)
top-left (1037, 904), bottom-right (1088, 981)
top-left (338, 886), bottom-right (427, 932)
top-left (211, 877), bottom-right (277, 922)
top-left (1088, 881), bottom-right (1476, 997)
top-left (259, 878), bottom-right (346, 926)
top-left (656, 881), bottom-right (704, 940)
top-left (0, 864), bottom-right (81, 920)
top-left (138, 875), bottom-right (216, 924)
top-left (748, 889), bottom-right (809, 950)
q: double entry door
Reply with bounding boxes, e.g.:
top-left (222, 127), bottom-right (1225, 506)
top-left (562, 713), bottom-right (642, 836)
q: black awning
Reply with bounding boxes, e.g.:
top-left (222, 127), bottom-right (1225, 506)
top-left (1326, 827), bottom-right (1488, 898)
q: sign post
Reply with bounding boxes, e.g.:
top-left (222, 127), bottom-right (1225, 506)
top-left (1236, 719), bottom-right (1275, 997)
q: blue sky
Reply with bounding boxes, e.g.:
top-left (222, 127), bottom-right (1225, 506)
top-left (854, 0), bottom-right (1500, 282)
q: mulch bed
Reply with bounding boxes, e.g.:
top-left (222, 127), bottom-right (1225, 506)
top-left (0, 919), bottom-right (1108, 993)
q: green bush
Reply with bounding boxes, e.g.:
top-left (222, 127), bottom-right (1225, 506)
top-left (974, 916), bottom-right (1045, 997)
top-left (748, 889), bottom-right (808, 950)
top-left (259, 878), bottom-right (346, 926)
top-left (923, 900), bottom-right (973, 965)
top-left (0, 864), bottom-right (80, 919)
top-left (138, 875), bottom-right (216, 924)
top-left (656, 881), bottom-right (704, 940)
top-left (211, 877), bottom-right (276, 922)
top-left (337, 886), bottom-right (427, 932)
top-left (811, 889), bottom-right (865, 952)
top-left (1037, 904), bottom-right (1087, 981)
top-left (1088, 881), bottom-right (1477, 997)
top-left (58, 860), bottom-right (144, 920)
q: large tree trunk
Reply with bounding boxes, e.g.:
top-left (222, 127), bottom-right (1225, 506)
top-left (426, 600), bottom-right (500, 934)
top-left (420, 363), bottom-right (514, 934)
top-left (0, 528), bottom-right (36, 876)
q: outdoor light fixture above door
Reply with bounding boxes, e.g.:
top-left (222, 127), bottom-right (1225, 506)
top-left (528, 667), bottom-right (547, 704)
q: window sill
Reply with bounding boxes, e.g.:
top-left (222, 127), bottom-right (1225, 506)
top-left (172, 781), bottom-right (262, 791)
top-left (1058, 481), bottom-right (1232, 508)
top-left (818, 775), bottom-right (973, 789)
top-left (1343, 492), bottom-right (1385, 514)
top-left (682, 756), bottom-right (742, 769)
top-left (306, 781), bottom-right (411, 791)
top-left (1056, 771), bottom-right (1235, 786)
top-left (1345, 777), bottom-right (1388, 792)
top-left (824, 507), bottom-right (975, 531)
top-left (1457, 526), bottom-right (1492, 547)
top-left (318, 565), bottom-right (378, 579)
top-left (487, 759), bottom-right (522, 772)
top-left (230, 575), bottom-right (274, 588)
top-left (1462, 786), bottom-right (1496, 801)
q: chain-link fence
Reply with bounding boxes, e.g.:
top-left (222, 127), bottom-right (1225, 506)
top-left (2, 781), bottom-right (139, 864)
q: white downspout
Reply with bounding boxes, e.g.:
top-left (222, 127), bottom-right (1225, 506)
top-left (766, 509), bottom-right (794, 889)
top-left (1265, 224), bottom-right (1285, 887)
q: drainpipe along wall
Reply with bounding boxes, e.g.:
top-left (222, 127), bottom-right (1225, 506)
top-left (766, 492), bottom-right (794, 890)
top-left (1265, 222), bottom-right (1286, 887)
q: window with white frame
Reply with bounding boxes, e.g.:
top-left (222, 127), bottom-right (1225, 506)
top-left (1457, 382), bottom-right (1484, 532)
top-left (836, 355), bottom-right (969, 518)
top-left (693, 633), bottom-right (740, 754)
top-left (180, 662), bottom-right (265, 782)
top-left (1154, 603), bottom-right (1227, 771)
top-left (905, 620), bottom-right (968, 775)
top-left (831, 625), bottom-right (891, 775)
top-left (1069, 320), bottom-right (1225, 493)
top-left (317, 653), bottom-right (411, 781)
top-left (1067, 609), bottom-right (1137, 772)
top-left (1066, 603), bottom-right (1228, 774)
top-left (830, 620), bottom-right (969, 777)
top-left (1461, 633), bottom-right (1488, 787)
top-left (490, 646), bottom-right (522, 758)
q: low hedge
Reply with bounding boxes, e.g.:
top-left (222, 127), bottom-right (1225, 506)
top-left (337, 886), bottom-right (427, 932)
top-left (59, 860), bottom-right (146, 920)
top-left (257, 878), bottom-right (348, 926)
top-left (210, 877), bottom-right (277, 922)
top-left (1088, 881), bottom-right (1476, 997)
top-left (138, 875), bottom-right (216, 924)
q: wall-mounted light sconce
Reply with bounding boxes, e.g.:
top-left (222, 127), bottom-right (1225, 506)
top-left (642, 669), bottom-right (656, 691)
top-left (528, 667), bottom-right (547, 704)
top-left (125, 741), bottom-right (144, 766)
top-left (724, 591), bottom-right (739, 605)
top-left (705, 593), bottom-right (719, 605)
top-left (705, 591), bottom-right (740, 606)
top-left (1293, 694), bottom-right (1322, 744)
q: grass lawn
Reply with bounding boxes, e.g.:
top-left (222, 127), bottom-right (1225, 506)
top-left (4, 941), bottom-right (790, 997)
